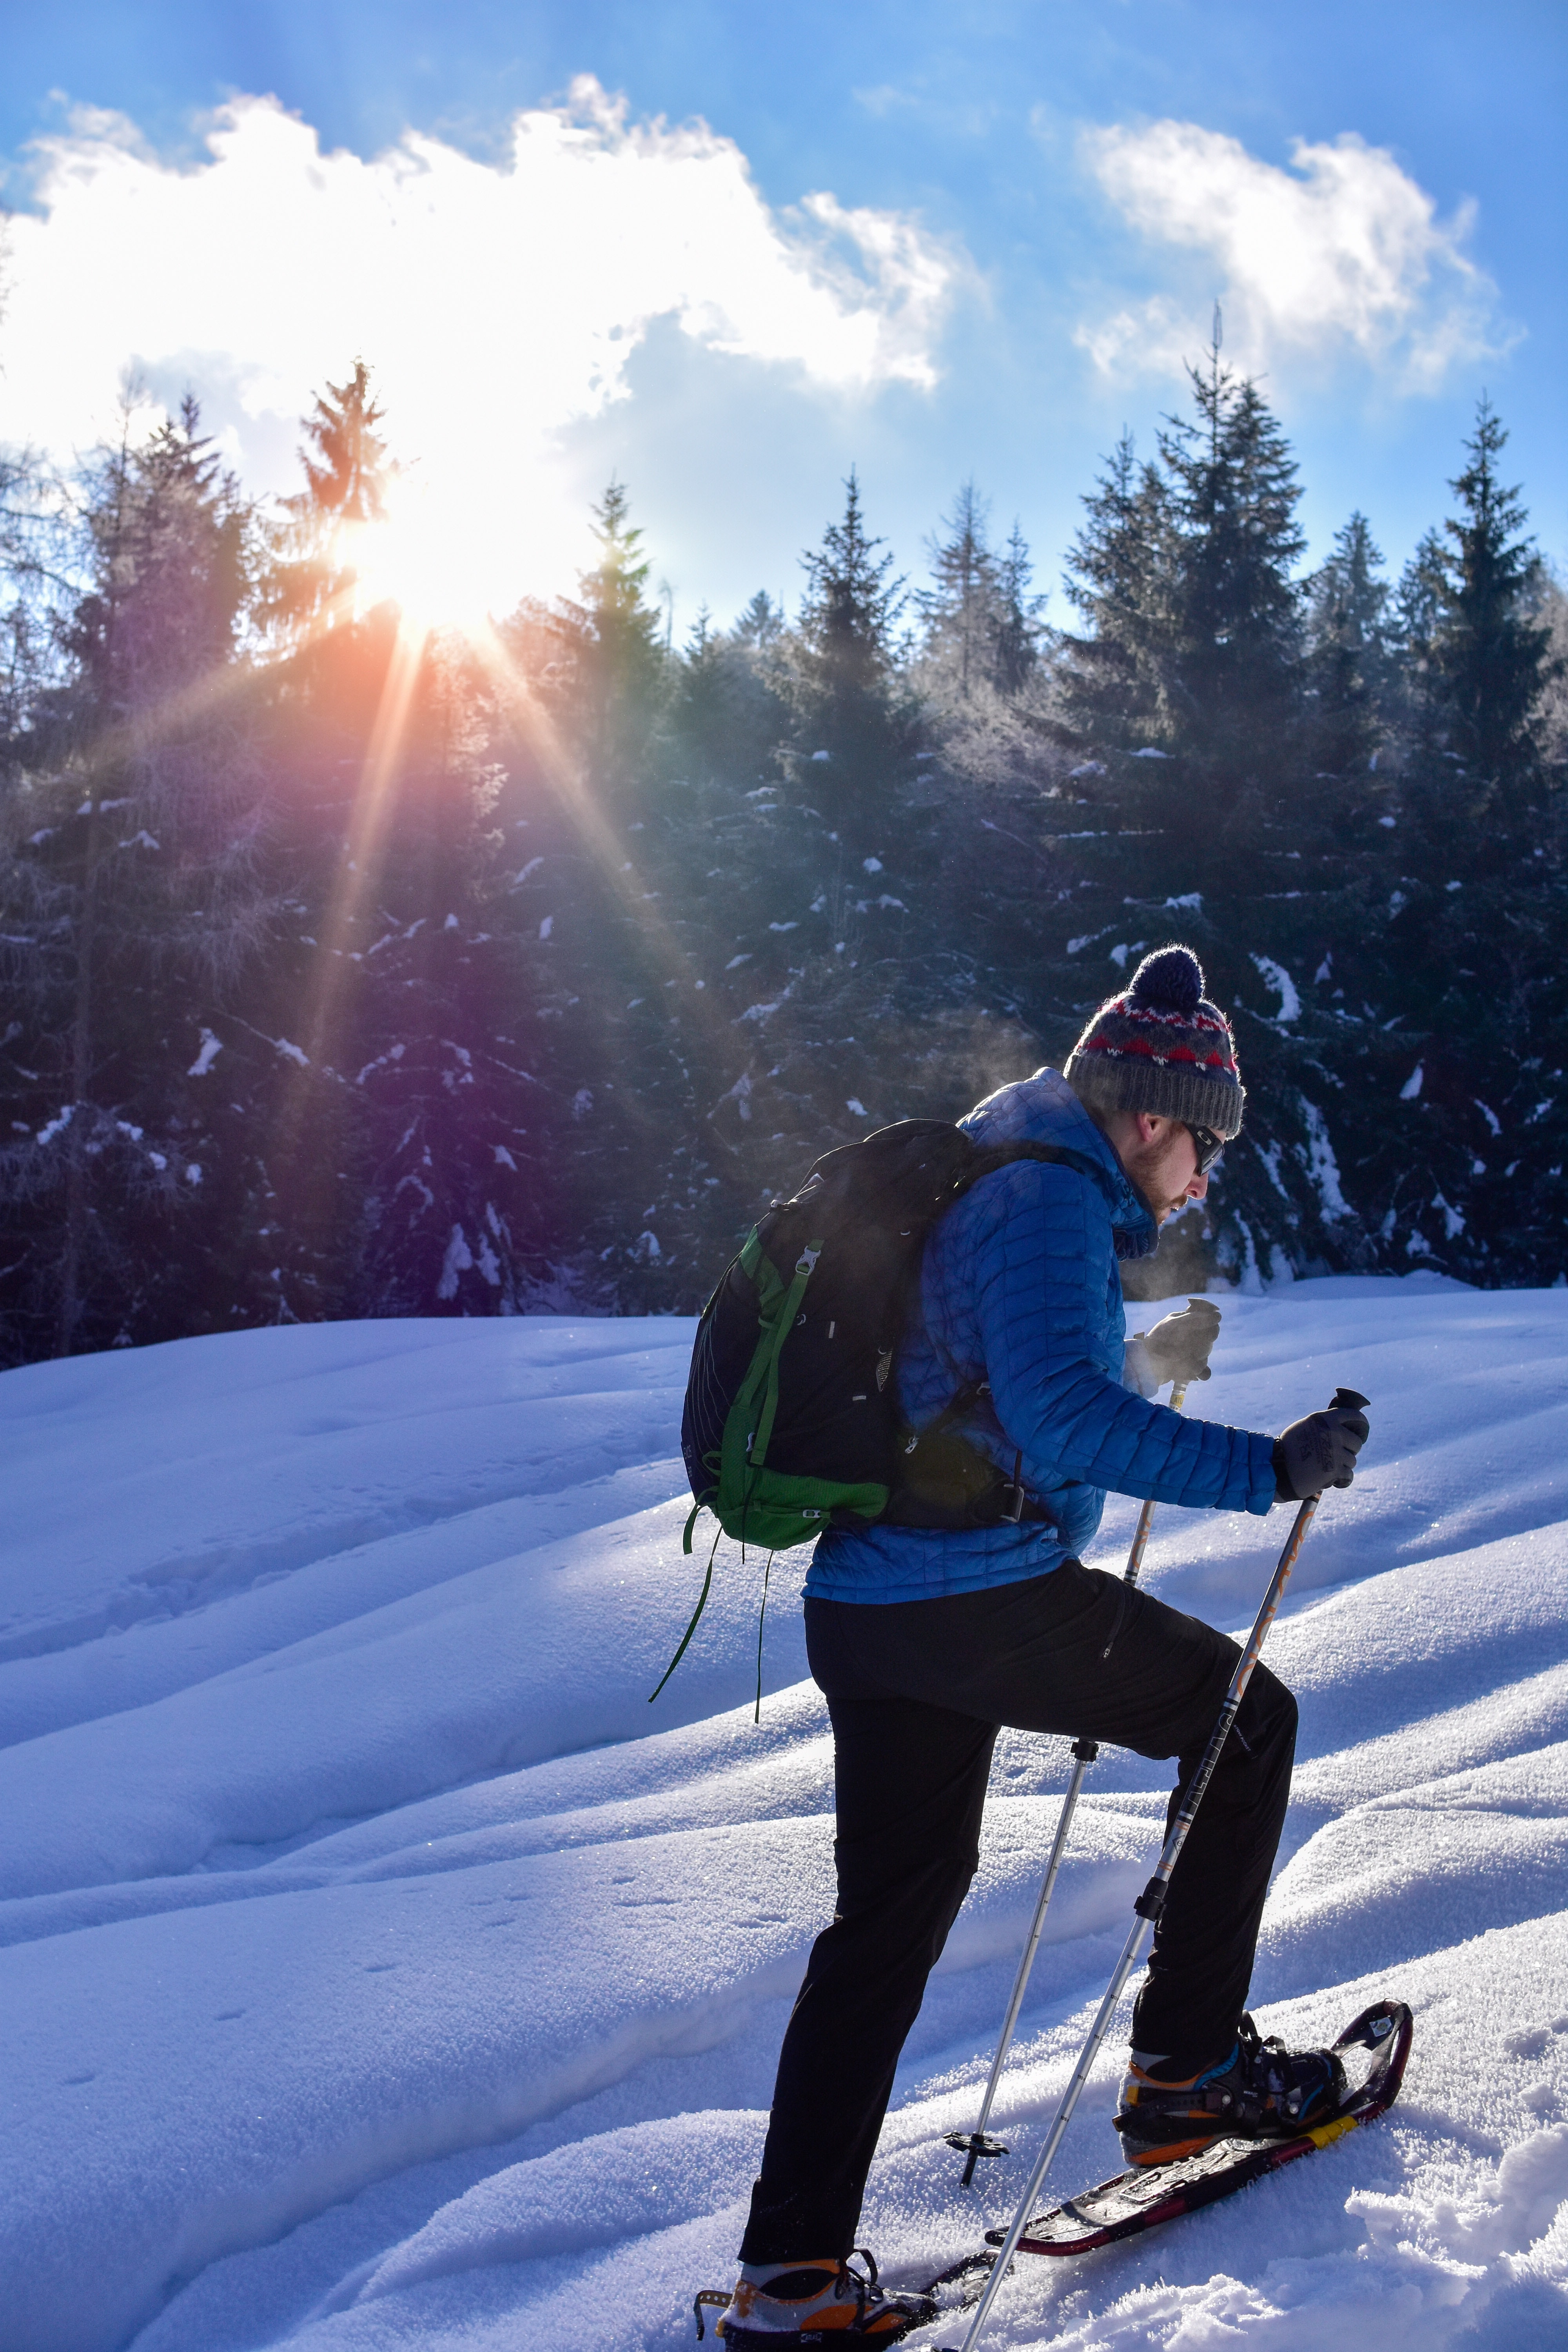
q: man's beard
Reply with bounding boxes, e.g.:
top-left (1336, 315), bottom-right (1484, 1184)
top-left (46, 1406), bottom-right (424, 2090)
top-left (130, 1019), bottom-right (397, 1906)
top-left (1118, 1133), bottom-right (1189, 1225)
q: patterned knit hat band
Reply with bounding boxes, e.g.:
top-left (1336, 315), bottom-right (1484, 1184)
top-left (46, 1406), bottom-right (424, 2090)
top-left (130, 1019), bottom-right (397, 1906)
top-left (1064, 945), bottom-right (1245, 1141)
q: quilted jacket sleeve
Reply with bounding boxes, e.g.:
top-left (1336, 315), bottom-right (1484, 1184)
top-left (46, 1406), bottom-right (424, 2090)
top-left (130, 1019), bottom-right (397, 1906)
top-left (970, 1163), bottom-right (1276, 1516)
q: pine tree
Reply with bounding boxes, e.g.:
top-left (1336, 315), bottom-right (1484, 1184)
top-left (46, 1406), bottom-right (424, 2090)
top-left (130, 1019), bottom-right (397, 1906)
top-left (670, 595), bottom-right (789, 788)
top-left (1430, 398), bottom-right (1553, 804)
top-left (2, 395), bottom-right (270, 1358)
top-left (1059, 431), bottom-right (1173, 749)
top-left (1363, 400), bottom-right (1566, 1287)
top-left (1050, 355), bottom-right (1393, 1294)
top-left (991, 521), bottom-right (1043, 695)
top-left (779, 470), bottom-right (916, 820)
top-left (1534, 572), bottom-right (1568, 779)
top-left (263, 360), bottom-right (393, 642)
top-left (918, 481), bottom-right (1000, 702)
top-left (917, 488), bottom-right (1045, 709)
top-left (1154, 335), bottom-right (1306, 790)
top-left (556, 480), bottom-right (668, 803)
top-left (254, 388), bottom-right (554, 1325)
top-left (1305, 514), bottom-right (1392, 780)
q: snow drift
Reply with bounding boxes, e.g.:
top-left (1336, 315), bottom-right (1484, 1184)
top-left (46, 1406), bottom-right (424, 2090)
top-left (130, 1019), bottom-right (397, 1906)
top-left (3, 1281), bottom-right (1566, 2350)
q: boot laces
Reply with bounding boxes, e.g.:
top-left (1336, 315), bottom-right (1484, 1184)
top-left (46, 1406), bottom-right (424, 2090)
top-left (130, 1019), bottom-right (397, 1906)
top-left (1238, 2013), bottom-right (1320, 2112)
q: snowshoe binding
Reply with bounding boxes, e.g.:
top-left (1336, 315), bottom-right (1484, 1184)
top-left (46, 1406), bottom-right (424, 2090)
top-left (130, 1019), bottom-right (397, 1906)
top-left (695, 2249), bottom-right (937, 2344)
top-left (1115, 2010), bottom-right (1347, 2167)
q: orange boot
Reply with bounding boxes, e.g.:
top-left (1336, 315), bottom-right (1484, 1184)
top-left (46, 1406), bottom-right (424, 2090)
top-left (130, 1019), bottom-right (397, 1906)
top-left (1116, 2014), bottom-right (1347, 2166)
top-left (697, 2250), bottom-right (935, 2345)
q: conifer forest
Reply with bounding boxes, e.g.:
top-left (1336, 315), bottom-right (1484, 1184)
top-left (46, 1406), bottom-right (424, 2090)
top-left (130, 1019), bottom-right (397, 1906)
top-left (1, 350), bottom-right (1564, 1365)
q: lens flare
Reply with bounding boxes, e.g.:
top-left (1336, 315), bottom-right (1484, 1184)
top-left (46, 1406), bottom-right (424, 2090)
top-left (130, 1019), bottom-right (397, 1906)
top-left (344, 479), bottom-right (503, 633)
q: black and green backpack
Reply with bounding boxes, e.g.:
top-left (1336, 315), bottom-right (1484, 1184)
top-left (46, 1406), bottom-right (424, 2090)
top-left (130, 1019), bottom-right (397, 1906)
top-left (660, 1119), bottom-right (1091, 1700)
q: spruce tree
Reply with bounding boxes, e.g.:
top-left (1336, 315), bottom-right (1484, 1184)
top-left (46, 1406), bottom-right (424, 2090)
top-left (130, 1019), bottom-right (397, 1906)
top-left (1305, 514), bottom-right (1392, 781)
top-left (253, 380), bottom-right (557, 1323)
top-left (778, 470), bottom-right (916, 823)
top-left (670, 595), bottom-right (789, 789)
top-left (1154, 338), bottom-right (1306, 793)
top-left (991, 521), bottom-right (1043, 695)
top-left (1429, 401), bottom-right (1553, 820)
top-left (1050, 355), bottom-right (1386, 1294)
top-left (1059, 432), bottom-right (1173, 750)
top-left (264, 359), bottom-right (392, 642)
top-left (917, 488), bottom-right (1045, 708)
top-left (556, 480), bottom-right (668, 804)
top-left (2, 396), bottom-right (269, 1358)
top-left (1367, 399), bottom-right (1565, 1285)
top-left (917, 481), bottom-right (1000, 702)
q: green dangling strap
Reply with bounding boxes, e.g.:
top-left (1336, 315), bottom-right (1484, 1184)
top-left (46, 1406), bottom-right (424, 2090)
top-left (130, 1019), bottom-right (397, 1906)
top-left (753, 1550), bottom-right (774, 1724)
top-left (649, 1515), bottom-right (724, 1703)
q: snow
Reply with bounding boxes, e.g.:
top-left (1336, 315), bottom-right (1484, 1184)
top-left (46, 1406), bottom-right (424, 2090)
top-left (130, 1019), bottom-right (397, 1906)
top-left (1297, 1099), bottom-right (1350, 1223)
top-left (1251, 954), bottom-right (1301, 1023)
top-left (187, 1029), bottom-right (223, 1079)
top-left (4, 1287), bottom-right (1567, 2351)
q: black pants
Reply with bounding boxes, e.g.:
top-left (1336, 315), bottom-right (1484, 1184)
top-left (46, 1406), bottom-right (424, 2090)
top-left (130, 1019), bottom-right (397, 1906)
top-left (738, 1559), bottom-right (1298, 2262)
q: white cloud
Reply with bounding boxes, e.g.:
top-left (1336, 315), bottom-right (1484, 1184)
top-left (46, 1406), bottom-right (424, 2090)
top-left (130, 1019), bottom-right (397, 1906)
top-left (0, 80), bottom-right (956, 605)
top-left (1076, 120), bottom-right (1502, 392)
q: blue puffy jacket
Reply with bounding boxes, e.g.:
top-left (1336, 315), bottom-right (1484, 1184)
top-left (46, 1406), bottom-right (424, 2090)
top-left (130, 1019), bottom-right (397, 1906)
top-left (804, 1068), bottom-right (1278, 1604)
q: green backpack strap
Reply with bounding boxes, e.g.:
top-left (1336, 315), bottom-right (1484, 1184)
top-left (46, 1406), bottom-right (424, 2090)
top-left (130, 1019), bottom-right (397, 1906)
top-left (719, 1234), bottom-right (821, 1545)
top-left (653, 1230), bottom-right (821, 1702)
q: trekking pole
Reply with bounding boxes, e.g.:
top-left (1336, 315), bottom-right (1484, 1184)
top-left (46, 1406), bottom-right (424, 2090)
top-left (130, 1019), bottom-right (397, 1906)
top-left (953, 1389), bottom-right (1369, 2352)
top-left (947, 1378), bottom-right (1191, 2187)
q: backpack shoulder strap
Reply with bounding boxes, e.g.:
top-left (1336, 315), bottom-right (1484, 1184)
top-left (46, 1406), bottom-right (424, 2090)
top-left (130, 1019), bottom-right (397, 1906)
top-left (951, 1138), bottom-right (1105, 1199)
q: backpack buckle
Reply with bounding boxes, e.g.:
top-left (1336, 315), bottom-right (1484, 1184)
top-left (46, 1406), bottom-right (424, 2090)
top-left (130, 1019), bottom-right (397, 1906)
top-left (996, 1446), bottom-right (1027, 1524)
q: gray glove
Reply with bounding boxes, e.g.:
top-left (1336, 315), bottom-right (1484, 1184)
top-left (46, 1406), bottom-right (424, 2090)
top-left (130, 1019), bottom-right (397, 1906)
top-left (1272, 1399), bottom-right (1370, 1500)
top-left (1136, 1296), bottom-right (1221, 1387)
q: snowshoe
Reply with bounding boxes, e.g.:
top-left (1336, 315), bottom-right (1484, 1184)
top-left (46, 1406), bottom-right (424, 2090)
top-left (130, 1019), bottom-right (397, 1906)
top-left (994, 1999), bottom-right (1412, 2259)
top-left (695, 2249), bottom-right (937, 2344)
top-left (1115, 2009), bottom-right (1347, 2167)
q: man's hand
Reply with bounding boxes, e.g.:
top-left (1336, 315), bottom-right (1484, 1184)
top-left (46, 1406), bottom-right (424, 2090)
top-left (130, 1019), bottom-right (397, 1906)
top-left (1272, 1401), bottom-right (1370, 1500)
top-left (1136, 1296), bottom-right (1221, 1387)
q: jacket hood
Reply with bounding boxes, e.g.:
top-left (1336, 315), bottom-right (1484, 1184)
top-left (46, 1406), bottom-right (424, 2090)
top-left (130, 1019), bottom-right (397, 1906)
top-left (959, 1066), bottom-right (1159, 1261)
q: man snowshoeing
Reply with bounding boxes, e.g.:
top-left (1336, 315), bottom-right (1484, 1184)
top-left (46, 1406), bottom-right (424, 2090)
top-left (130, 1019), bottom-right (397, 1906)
top-left (713, 946), bottom-right (1369, 2347)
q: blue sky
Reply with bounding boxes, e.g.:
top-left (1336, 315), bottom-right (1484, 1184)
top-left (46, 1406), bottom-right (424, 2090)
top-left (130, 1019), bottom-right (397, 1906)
top-left (2, 1), bottom-right (1561, 630)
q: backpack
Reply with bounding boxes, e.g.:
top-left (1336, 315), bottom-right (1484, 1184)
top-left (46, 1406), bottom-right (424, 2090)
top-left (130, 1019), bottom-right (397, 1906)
top-left (655, 1120), bottom-right (1096, 1702)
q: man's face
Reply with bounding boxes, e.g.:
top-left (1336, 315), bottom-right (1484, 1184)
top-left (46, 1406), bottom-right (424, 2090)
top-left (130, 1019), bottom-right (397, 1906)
top-left (1118, 1116), bottom-right (1209, 1226)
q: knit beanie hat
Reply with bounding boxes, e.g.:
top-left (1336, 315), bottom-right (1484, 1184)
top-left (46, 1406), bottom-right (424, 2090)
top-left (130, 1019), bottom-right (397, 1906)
top-left (1064, 945), bottom-right (1245, 1141)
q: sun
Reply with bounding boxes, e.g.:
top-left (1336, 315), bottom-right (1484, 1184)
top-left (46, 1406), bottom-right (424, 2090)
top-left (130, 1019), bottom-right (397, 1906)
top-left (344, 477), bottom-right (501, 635)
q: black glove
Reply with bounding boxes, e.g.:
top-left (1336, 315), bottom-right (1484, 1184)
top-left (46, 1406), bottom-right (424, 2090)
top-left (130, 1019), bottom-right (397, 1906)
top-left (1272, 1401), bottom-right (1370, 1500)
top-left (1137, 1296), bottom-right (1221, 1387)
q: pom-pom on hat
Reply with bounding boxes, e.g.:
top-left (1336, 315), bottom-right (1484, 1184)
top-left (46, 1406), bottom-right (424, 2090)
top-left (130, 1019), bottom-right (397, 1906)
top-left (1064, 944), bottom-right (1245, 1141)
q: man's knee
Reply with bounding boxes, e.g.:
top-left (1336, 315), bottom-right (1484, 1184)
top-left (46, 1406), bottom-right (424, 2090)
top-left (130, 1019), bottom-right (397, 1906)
top-left (1239, 1661), bottom-right (1298, 1759)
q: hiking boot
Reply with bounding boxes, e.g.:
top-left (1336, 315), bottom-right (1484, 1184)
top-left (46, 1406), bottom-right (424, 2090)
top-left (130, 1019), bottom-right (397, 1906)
top-left (1114, 2013), bottom-right (1347, 2167)
top-left (700, 2250), bottom-right (936, 2345)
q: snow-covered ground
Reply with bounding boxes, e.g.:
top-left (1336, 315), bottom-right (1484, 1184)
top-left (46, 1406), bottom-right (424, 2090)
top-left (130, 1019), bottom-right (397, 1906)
top-left (4, 1280), bottom-right (1568, 2352)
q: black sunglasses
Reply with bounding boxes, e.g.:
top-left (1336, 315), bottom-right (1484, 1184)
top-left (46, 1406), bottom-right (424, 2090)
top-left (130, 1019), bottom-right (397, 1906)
top-left (1186, 1124), bottom-right (1225, 1175)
